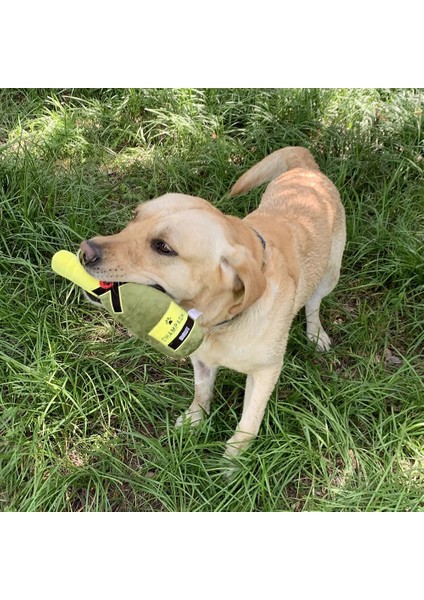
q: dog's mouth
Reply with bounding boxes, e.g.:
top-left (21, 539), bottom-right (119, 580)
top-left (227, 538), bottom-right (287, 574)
top-left (82, 282), bottom-right (169, 308)
top-left (77, 251), bottom-right (169, 304)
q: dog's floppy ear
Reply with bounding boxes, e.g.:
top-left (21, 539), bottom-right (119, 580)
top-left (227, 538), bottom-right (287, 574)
top-left (221, 245), bottom-right (266, 316)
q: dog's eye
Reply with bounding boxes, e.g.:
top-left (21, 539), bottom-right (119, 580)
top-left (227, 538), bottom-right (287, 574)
top-left (151, 239), bottom-right (177, 256)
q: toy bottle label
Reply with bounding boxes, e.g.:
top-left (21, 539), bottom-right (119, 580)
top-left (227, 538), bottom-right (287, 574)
top-left (148, 302), bottom-right (195, 351)
top-left (93, 282), bottom-right (124, 313)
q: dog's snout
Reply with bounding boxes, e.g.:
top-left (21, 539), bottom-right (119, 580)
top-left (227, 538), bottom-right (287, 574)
top-left (80, 240), bottom-right (102, 265)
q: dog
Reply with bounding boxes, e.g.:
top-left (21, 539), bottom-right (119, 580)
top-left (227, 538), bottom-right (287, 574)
top-left (80, 147), bottom-right (346, 459)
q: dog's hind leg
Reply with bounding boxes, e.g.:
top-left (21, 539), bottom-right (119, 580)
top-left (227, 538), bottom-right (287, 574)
top-left (305, 280), bottom-right (335, 352)
top-left (305, 228), bottom-right (345, 351)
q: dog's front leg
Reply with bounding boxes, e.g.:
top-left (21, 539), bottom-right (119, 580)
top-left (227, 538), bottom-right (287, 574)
top-left (175, 359), bottom-right (217, 427)
top-left (224, 364), bottom-right (282, 458)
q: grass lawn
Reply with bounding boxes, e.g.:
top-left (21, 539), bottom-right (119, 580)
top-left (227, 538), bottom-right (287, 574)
top-left (0, 88), bottom-right (423, 512)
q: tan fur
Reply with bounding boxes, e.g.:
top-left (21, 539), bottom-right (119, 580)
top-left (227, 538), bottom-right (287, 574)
top-left (81, 147), bottom-right (346, 460)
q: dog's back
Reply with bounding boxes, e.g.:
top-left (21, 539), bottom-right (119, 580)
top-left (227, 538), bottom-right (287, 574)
top-left (230, 146), bottom-right (344, 240)
top-left (230, 146), bottom-right (346, 318)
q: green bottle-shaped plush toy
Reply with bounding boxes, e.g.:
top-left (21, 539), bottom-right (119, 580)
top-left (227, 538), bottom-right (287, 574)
top-left (51, 250), bottom-right (203, 358)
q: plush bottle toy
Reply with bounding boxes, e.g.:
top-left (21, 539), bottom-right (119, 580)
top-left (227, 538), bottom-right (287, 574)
top-left (51, 250), bottom-right (203, 358)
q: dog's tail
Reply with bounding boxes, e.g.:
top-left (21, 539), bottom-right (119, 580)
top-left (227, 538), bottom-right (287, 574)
top-left (229, 146), bottom-right (320, 197)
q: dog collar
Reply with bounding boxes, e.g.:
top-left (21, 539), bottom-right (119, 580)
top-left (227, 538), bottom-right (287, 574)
top-left (252, 228), bottom-right (266, 252)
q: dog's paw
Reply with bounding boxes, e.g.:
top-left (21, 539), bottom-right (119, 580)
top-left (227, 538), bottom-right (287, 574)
top-left (221, 434), bottom-right (254, 479)
top-left (224, 431), bottom-right (254, 459)
top-left (221, 458), bottom-right (240, 480)
top-left (175, 407), bottom-right (205, 428)
top-left (307, 328), bottom-right (332, 352)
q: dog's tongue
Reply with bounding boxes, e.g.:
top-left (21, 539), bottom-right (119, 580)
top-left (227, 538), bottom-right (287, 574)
top-left (99, 281), bottom-right (114, 290)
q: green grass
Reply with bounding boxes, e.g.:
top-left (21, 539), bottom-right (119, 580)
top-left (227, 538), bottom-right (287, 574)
top-left (1, 88), bottom-right (423, 512)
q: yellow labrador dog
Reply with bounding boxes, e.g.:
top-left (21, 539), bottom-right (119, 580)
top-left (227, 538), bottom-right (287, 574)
top-left (80, 147), bottom-right (346, 459)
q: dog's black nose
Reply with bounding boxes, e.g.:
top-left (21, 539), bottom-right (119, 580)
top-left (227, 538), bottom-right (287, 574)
top-left (80, 240), bottom-right (102, 265)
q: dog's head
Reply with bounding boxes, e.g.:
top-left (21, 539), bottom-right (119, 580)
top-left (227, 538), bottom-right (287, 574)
top-left (80, 193), bottom-right (266, 326)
